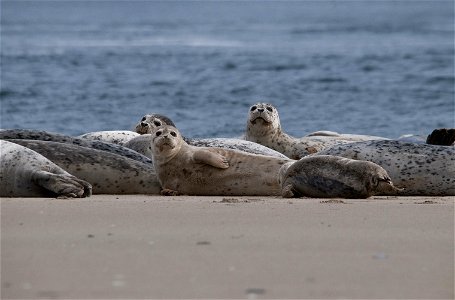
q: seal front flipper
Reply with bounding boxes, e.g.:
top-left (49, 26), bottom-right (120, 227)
top-left (192, 149), bottom-right (229, 169)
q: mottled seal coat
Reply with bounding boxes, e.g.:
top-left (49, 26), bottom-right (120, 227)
top-left (0, 140), bottom-right (92, 197)
top-left (78, 130), bottom-right (139, 145)
top-left (0, 129), bottom-right (152, 164)
top-left (7, 139), bottom-right (162, 195)
top-left (280, 155), bottom-right (400, 198)
top-left (316, 140), bottom-right (455, 196)
top-left (244, 102), bottom-right (387, 159)
top-left (150, 125), bottom-right (293, 196)
top-left (133, 114), bottom-right (287, 158)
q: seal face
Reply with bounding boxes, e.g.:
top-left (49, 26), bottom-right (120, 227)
top-left (150, 125), bottom-right (292, 196)
top-left (134, 114), bottom-right (176, 134)
top-left (245, 102), bottom-right (387, 159)
top-left (316, 140), bottom-right (455, 196)
top-left (280, 155), bottom-right (399, 198)
top-left (0, 140), bottom-right (92, 197)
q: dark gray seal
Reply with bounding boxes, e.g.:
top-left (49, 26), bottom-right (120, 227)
top-left (7, 139), bottom-right (161, 195)
top-left (0, 140), bottom-right (92, 198)
top-left (280, 155), bottom-right (400, 198)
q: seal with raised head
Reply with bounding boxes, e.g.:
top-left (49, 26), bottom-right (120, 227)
top-left (133, 113), bottom-right (288, 158)
top-left (7, 139), bottom-right (162, 195)
top-left (316, 140), bottom-right (455, 196)
top-left (280, 155), bottom-right (400, 198)
top-left (149, 125), bottom-right (397, 198)
top-left (150, 125), bottom-right (292, 196)
top-left (244, 102), bottom-right (387, 159)
top-left (0, 140), bottom-right (92, 197)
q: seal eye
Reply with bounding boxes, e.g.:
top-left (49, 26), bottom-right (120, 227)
top-left (156, 131), bottom-right (162, 137)
top-left (153, 121), bottom-right (161, 126)
top-left (170, 131), bottom-right (177, 137)
top-left (141, 116), bottom-right (146, 121)
top-left (266, 106), bottom-right (273, 112)
top-left (250, 106), bottom-right (257, 111)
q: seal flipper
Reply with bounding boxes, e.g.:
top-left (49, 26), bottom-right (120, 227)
top-left (192, 150), bottom-right (229, 169)
top-left (32, 171), bottom-right (92, 198)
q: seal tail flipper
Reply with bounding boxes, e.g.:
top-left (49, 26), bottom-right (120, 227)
top-left (192, 150), bottom-right (229, 169)
top-left (32, 171), bottom-right (92, 198)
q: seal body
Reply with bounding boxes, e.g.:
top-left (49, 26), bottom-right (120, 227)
top-left (316, 140), bottom-right (455, 196)
top-left (78, 130), bottom-right (139, 145)
top-left (7, 139), bottom-right (161, 195)
top-left (280, 155), bottom-right (400, 198)
top-left (150, 126), bottom-right (292, 196)
top-left (0, 140), bottom-right (92, 197)
top-left (244, 102), bottom-right (387, 159)
top-left (0, 129), bottom-right (152, 164)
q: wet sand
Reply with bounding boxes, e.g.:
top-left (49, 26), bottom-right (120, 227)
top-left (1, 195), bottom-right (454, 299)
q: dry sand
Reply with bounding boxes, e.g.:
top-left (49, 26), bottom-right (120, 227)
top-left (1, 195), bottom-right (454, 299)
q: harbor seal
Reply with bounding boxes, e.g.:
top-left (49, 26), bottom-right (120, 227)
top-left (280, 155), bottom-right (400, 198)
top-left (6, 139), bottom-right (161, 195)
top-left (316, 140), bottom-right (455, 196)
top-left (244, 102), bottom-right (387, 159)
top-left (77, 130), bottom-right (139, 145)
top-left (135, 114), bottom-right (176, 134)
top-left (133, 113), bottom-right (287, 158)
top-left (0, 140), bottom-right (92, 198)
top-left (149, 125), bottom-right (397, 198)
top-left (150, 125), bottom-right (292, 196)
top-left (0, 129), bottom-right (152, 164)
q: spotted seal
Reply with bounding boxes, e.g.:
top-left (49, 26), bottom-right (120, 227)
top-left (280, 155), bottom-right (400, 198)
top-left (0, 129), bottom-right (152, 164)
top-left (133, 113), bottom-right (287, 158)
top-left (244, 102), bottom-right (387, 159)
top-left (149, 125), bottom-right (292, 196)
top-left (316, 140), bottom-right (455, 196)
top-left (7, 139), bottom-right (162, 194)
top-left (0, 140), bottom-right (92, 197)
top-left (149, 125), bottom-right (397, 198)
top-left (77, 130), bottom-right (139, 145)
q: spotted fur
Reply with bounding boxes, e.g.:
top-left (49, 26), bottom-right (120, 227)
top-left (316, 140), bottom-right (455, 196)
top-left (244, 102), bottom-right (387, 159)
top-left (0, 140), bottom-right (92, 197)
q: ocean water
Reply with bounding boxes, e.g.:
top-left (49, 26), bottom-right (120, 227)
top-left (1, 1), bottom-right (454, 139)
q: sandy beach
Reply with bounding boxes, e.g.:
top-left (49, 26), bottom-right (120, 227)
top-left (1, 195), bottom-right (454, 299)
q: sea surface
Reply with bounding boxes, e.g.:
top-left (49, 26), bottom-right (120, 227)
top-left (1, 1), bottom-right (454, 139)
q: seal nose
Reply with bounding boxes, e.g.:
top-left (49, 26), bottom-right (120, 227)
top-left (257, 108), bottom-right (264, 112)
top-left (141, 122), bottom-right (148, 127)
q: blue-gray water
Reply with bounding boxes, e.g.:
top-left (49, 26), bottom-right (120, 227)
top-left (1, 1), bottom-right (454, 138)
